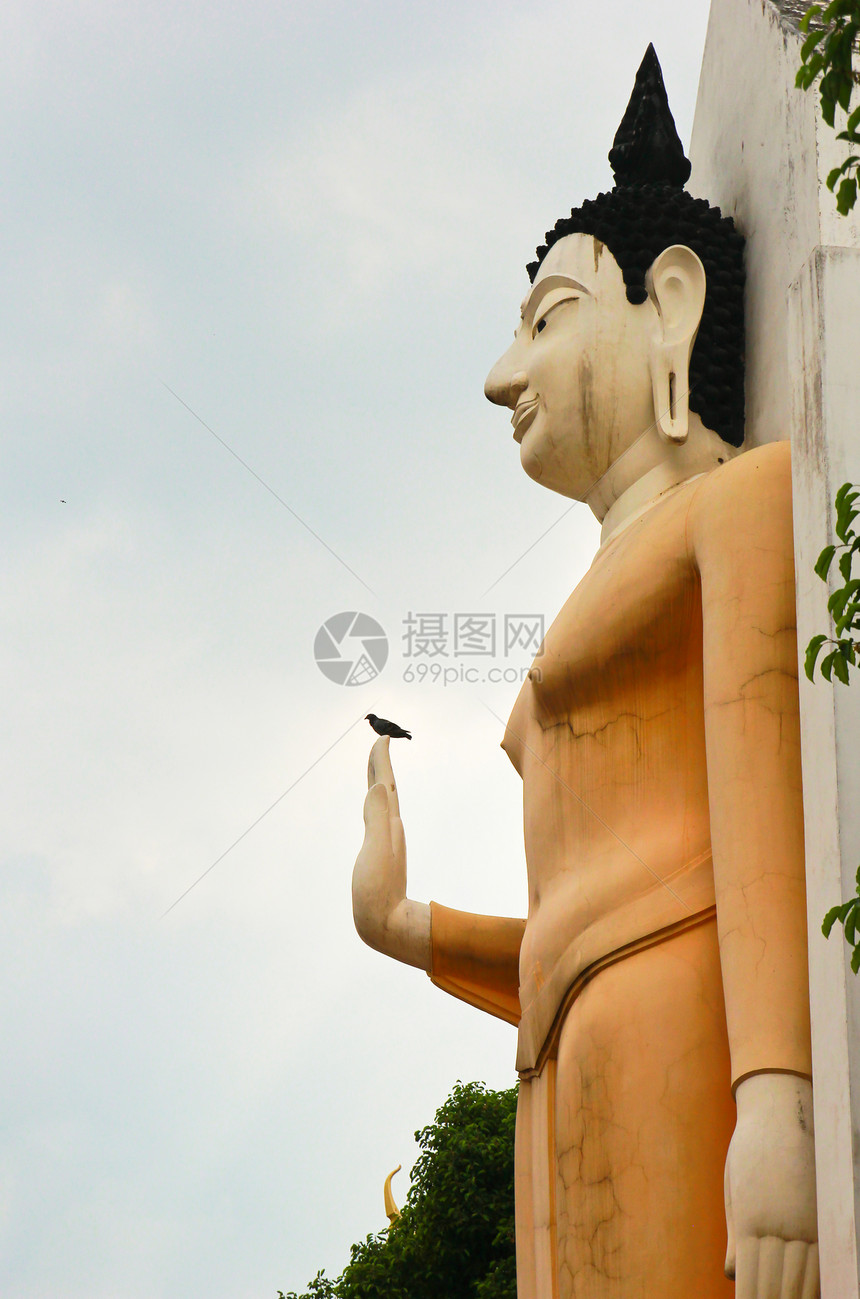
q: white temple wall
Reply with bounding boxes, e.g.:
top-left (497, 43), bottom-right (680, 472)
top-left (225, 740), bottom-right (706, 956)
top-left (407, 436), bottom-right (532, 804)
top-left (689, 0), bottom-right (860, 448)
top-left (690, 2), bottom-right (860, 1293)
top-left (791, 248), bottom-right (860, 1298)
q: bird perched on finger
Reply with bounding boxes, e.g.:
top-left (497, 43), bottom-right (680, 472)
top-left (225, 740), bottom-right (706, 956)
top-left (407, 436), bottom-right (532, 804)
top-left (366, 713), bottom-right (412, 740)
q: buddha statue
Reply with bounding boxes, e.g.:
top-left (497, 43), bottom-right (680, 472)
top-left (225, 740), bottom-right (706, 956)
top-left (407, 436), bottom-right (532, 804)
top-left (352, 46), bottom-right (818, 1299)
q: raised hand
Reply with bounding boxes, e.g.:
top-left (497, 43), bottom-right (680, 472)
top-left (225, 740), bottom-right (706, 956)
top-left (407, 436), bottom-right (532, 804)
top-left (352, 736), bottom-right (431, 970)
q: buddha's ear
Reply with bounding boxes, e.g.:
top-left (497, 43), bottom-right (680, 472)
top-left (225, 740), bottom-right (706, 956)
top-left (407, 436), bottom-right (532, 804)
top-left (645, 245), bottom-right (706, 444)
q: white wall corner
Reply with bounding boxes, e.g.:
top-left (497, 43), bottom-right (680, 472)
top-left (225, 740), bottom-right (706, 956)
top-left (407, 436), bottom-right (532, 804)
top-left (693, 0), bottom-right (860, 1289)
top-left (789, 247), bottom-right (860, 1298)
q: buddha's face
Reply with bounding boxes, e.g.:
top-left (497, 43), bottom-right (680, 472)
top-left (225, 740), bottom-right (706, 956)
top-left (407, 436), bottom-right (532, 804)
top-left (484, 233), bottom-right (658, 500)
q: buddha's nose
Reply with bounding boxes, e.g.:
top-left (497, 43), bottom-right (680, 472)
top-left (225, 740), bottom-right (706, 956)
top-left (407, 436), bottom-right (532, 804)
top-left (484, 357), bottom-right (529, 410)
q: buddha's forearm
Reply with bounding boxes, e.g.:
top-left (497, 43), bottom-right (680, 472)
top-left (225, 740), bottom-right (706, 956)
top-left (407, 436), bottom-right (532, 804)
top-left (352, 890), bottom-right (432, 971)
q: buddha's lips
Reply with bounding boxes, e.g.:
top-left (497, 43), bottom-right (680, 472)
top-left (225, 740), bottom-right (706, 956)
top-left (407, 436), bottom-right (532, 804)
top-left (512, 396), bottom-right (540, 442)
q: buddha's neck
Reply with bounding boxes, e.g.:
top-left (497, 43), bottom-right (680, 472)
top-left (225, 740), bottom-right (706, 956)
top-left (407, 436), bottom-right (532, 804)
top-left (586, 418), bottom-right (738, 547)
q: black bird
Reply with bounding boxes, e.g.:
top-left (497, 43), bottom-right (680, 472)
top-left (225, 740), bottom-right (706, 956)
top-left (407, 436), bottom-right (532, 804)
top-left (366, 713), bottom-right (412, 740)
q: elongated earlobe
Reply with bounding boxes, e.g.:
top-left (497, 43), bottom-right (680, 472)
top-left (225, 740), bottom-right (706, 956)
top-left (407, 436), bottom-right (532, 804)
top-left (646, 245), bottom-right (706, 444)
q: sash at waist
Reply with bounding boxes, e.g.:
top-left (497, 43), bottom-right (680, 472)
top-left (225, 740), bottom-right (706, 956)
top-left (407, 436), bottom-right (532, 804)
top-left (516, 850), bottom-right (715, 1073)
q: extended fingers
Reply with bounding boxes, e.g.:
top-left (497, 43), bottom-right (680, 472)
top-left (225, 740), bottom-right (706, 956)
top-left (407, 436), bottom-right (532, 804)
top-left (367, 736), bottom-right (400, 816)
top-left (360, 781), bottom-right (393, 858)
top-left (390, 814), bottom-right (406, 867)
top-left (724, 1156), bottom-right (736, 1279)
top-left (778, 1240), bottom-right (819, 1299)
top-left (757, 1237), bottom-right (783, 1297)
top-left (735, 1238), bottom-right (820, 1299)
top-left (736, 1236), bottom-right (759, 1297)
top-left (799, 1244), bottom-right (819, 1299)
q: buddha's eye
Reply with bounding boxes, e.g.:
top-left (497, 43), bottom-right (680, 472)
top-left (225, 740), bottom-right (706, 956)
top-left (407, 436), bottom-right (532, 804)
top-left (531, 294), bottom-right (578, 340)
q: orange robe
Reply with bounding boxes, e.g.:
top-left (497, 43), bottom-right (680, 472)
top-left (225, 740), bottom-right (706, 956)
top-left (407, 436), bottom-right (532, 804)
top-left (428, 442), bottom-right (811, 1298)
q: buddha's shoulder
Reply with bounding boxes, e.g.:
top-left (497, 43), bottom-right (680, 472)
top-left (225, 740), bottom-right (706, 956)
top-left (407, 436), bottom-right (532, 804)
top-left (688, 440), bottom-right (793, 529)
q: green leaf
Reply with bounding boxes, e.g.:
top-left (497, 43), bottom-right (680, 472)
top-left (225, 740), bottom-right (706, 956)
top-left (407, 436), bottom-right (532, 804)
top-left (839, 549), bottom-right (853, 580)
top-left (821, 64), bottom-right (842, 93)
top-left (835, 483), bottom-right (858, 513)
top-left (805, 633), bottom-right (828, 679)
top-left (822, 649), bottom-right (837, 681)
top-left (801, 3), bottom-right (822, 31)
top-left (850, 944), bottom-right (860, 975)
top-left (823, 904), bottom-right (842, 937)
top-left (837, 176), bottom-right (858, 214)
top-left (838, 499), bottom-right (859, 538)
top-left (836, 605), bottom-right (860, 635)
top-left (837, 506), bottom-right (860, 543)
top-left (845, 900), bottom-right (858, 944)
top-left (823, 96), bottom-right (837, 128)
top-left (802, 27), bottom-right (827, 56)
top-left (815, 544), bottom-right (837, 579)
top-left (833, 648), bottom-right (851, 683)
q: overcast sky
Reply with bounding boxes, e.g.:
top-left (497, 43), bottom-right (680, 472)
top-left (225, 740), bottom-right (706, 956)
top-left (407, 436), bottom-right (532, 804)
top-left (0, 3), bottom-right (712, 1295)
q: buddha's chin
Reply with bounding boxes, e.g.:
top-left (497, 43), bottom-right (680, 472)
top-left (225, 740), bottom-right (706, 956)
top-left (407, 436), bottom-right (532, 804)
top-left (524, 439), bottom-right (579, 493)
top-left (520, 441), bottom-right (543, 483)
top-left (521, 448), bottom-right (591, 501)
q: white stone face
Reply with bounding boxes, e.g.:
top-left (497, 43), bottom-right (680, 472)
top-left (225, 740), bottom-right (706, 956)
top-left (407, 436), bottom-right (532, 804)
top-left (484, 234), bottom-right (656, 500)
top-left (483, 232), bottom-right (736, 541)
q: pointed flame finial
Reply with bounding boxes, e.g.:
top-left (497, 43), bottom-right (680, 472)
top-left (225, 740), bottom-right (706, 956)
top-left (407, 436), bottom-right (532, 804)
top-left (383, 1165), bottom-right (402, 1227)
top-left (608, 44), bottom-right (691, 188)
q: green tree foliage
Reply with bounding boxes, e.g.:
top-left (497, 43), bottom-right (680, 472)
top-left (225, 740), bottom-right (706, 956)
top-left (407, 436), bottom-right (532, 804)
top-left (805, 482), bottom-right (860, 686)
top-left (797, 1), bottom-right (860, 213)
top-left (805, 483), bottom-right (860, 968)
top-left (280, 1080), bottom-right (518, 1299)
top-left (822, 873), bottom-right (860, 972)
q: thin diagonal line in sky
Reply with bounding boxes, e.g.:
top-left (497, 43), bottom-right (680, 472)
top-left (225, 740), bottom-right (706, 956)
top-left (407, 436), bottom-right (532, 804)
top-left (482, 503), bottom-right (576, 596)
top-left (160, 381), bottom-right (377, 597)
top-left (478, 698), bottom-right (692, 914)
top-left (480, 382), bottom-right (699, 596)
top-left (160, 717), bottom-right (362, 919)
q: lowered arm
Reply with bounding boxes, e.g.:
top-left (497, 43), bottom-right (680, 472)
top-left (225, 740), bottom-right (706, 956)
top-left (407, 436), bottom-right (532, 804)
top-left (693, 442), bottom-right (817, 1297)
